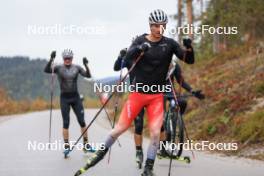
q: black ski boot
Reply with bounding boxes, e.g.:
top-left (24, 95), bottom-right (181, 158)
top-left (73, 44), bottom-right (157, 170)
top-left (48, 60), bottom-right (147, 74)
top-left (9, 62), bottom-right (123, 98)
top-left (136, 149), bottom-right (144, 169)
top-left (157, 148), bottom-right (177, 159)
top-left (74, 147), bottom-right (109, 176)
top-left (141, 159), bottom-right (154, 176)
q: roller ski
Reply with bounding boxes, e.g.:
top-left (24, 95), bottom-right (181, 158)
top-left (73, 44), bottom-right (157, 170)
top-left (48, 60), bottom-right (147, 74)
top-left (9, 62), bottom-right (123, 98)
top-left (157, 149), bottom-right (191, 164)
top-left (176, 156), bottom-right (191, 164)
top-left (74, 148), bottom-right (108, 176)
top-left (136, 149), bottom-right (144, 169)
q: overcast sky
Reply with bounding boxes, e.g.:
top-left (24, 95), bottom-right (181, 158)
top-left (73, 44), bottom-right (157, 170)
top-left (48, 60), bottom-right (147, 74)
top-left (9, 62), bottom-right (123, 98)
top-left (0, 0), bottom-right (184, 78)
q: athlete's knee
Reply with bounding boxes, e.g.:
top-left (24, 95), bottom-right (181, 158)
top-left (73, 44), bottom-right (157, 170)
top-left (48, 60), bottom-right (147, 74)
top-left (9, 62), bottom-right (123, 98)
top-left (149, 127), bottom-right (161, 139)
top-left (135, 126), bottom-right (143, 135)
top-left (76, 109), bottom-right (86, 127)
top-left (179, 99), bottom-right (187, 114)
top-left (110, 125), bottom-right (126, 139)
top-left (160, 125), bottom-right (165, 132)
top-left (77, 118), bottom-right (86, 128)
top-left (134, 120), bottom-right (143, 135)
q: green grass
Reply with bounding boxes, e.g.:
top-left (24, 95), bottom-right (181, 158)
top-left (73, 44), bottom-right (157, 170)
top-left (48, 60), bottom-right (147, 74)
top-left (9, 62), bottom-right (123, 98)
top-left (255, 81), bottom-right (264, 96)
top-left (234, 110), bottom-right (264, 143)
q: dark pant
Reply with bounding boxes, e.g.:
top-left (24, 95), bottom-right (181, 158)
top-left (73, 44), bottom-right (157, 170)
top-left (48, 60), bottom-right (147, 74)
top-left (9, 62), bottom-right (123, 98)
top-left (161, 97), bottom-right (187, 141)
top-left (60, 92), bottom-right (86, 129)
top-left (161, 97), bottom-right (187, 133)
top-left (134, 109), bottom-right (145, 135)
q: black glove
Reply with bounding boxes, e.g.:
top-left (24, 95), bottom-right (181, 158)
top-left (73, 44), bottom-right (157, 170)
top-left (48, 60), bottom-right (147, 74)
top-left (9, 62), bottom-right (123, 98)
top-left (83, 57), bottom-right (89, 66)
top-left (119, 48), bottom-right (127, 58)
top-left (50, 51), bottom-right (56, 61)
top-left (191, 90), bottom-right (205, 100)
top-left (183, 38), bottom-right (192, 49)
top-left (139, 42), bottom-right (151, 52)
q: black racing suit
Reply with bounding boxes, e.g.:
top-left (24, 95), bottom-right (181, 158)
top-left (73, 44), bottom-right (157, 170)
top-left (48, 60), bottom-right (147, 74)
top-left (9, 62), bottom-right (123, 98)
top-left (117, 34), bottom-right (194, 135)
top-left (114, 56), bottom-right (145, 135)
top-left (44, 61), bottom-right (91, 129)
top-left (125, 34), bottom-right (194, 93)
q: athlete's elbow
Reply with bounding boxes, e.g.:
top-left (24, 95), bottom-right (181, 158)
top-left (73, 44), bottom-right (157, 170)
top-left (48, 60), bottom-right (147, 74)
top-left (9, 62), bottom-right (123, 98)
top-left (185, 55), bottom-right (195, 64)
top-left (86, 74), bottom-right (91, 78)
top-left (113, 66), bottom-right (121, 71)
top-left (186, 59), bottom-right (194, 64)
top-left (44, 68), bottom-right (50, 73)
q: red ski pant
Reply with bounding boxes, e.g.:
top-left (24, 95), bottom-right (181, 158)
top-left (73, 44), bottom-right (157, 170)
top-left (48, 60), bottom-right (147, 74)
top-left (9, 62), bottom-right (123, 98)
top-left (110, 92), bottom-right (164, 160)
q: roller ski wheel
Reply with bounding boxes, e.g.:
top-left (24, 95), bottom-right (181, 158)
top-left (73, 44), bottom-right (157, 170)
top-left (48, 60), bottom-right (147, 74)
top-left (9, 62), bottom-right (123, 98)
top-left (175, 156), bottom-right (191, 164)
top-left (183, 156), bottom-right (191, 164)
top-left (141, 169), bottom-right (154, 176)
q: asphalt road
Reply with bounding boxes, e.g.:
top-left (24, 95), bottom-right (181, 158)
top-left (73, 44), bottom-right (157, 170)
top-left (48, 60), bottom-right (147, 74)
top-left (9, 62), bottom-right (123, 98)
top-left (0, 109), bottom-right (263, 176)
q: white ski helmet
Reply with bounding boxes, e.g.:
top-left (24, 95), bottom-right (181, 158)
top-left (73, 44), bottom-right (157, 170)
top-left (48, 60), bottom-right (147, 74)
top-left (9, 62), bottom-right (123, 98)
top-left (149, 9), bottom-right (168, 24)
top-left (62, 49), bottom-right (74, 59)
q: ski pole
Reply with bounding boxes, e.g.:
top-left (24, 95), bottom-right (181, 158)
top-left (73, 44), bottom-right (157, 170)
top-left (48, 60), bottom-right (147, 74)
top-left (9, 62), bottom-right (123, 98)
top-left (167, 71), bottom-right (195, 176)
top-left (107, 58), bottom-right (125, 163)
top-left (167, 76), bottom-right (180, 176)
top-left (48, 58), bottom-right (55, 149)
top-left (85, 77), bottom-right (122, 147)
top-left (175, 50), bottom-right (196, 160)
top-left (82, 58), bottom-right (122, 148)
top-left (66, 52), bottom-right (144, 155)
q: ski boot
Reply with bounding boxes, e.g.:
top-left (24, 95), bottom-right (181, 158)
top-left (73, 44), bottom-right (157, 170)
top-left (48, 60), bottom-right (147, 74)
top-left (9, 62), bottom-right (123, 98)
top-left (141, 159), bottom-right (154, 176)
top-left (136, 149), bottom-right (144, 169)
top-left (63, 143), bottom-right (71, 159)
top-left (74, 148), bottom-right (109, 176)
top-left (83, 142), bottom-right (96, 153)
top-left (157, 148), bottom-right (176, 159)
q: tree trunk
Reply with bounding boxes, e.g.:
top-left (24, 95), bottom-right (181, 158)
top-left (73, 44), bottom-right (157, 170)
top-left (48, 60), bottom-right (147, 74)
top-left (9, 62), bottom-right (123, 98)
top-left (200, 0), bottom-right (204, 44)
top-left (177, 0), bottom-right (182, 42)
top-left (186, 0), bottom-right (194, 39)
